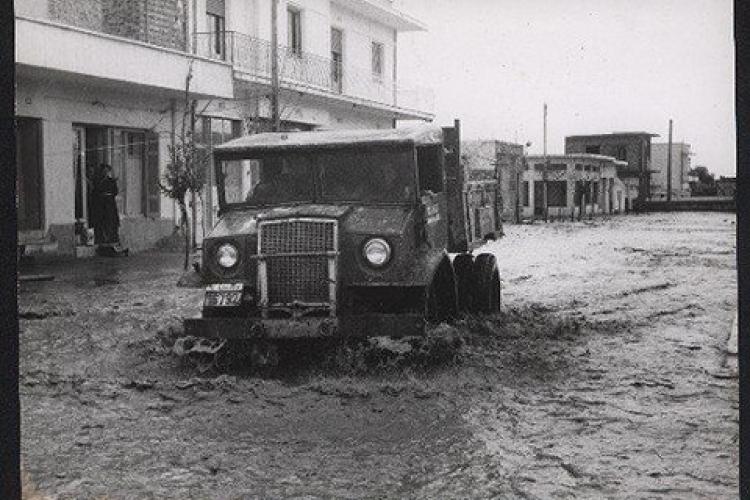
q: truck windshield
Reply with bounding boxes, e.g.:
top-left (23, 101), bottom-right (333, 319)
top-left (319, 148), bottom-right (414, 203)
top-left (220, 154), bottom-right (315, 206)
top-left (218, 147), bottom-right (415, 207)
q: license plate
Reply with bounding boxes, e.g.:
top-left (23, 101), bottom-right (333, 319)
top-left (204, 283), bottom-right (243, 307)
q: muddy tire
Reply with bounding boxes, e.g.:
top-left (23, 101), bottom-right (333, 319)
top-left (425, 259), bottom-right (458, 323)
top-left (453, 253), bottom-right (474, 313)
top-left (471, 253), bottom-right (501, 314)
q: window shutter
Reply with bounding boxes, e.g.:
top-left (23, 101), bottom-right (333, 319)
top-left (145, 131), bottom-right (161, 218)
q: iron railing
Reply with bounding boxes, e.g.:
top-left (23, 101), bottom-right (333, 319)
top-left (194, 31), bottom-right (434, 114)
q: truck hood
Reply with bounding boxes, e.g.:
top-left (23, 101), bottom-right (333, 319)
top-left (208, 204), bottom-right (415, 239)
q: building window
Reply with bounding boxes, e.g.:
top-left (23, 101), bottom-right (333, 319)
top-left (616, 146), bottom-right (627, 161)
top-left (575, 163), bottom-right (583, 171)
top-left (550, 163), bottom-right (567, 172)
top-left (372, 41), bottom-right (384, 79)
top-left (547, 181), bottom-right (567, 207)
top-left (584, 165), bottom-right (591, 172)
top-left (585, 145), bottom-right (600, 154)
top-left (288, 7), bottom-right (302, 55)
top-left (331, 28), bottom-right (343, 93)
top-left (522, 181), bottom-right (530, 206)
top-left (206, 12), bottom-right (226, 60)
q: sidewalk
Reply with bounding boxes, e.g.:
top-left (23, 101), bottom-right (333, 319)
top-left (18, 250), bottom-right (185, 286)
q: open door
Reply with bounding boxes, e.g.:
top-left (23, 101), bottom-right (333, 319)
top-left (16, 117), bottom-right (44, 231)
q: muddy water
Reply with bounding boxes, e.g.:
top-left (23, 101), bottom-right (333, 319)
top-left (19, 213), bottom-right (737, 498)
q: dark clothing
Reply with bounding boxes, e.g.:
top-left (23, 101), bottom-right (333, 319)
top-left (91, 176), bottom-right (120, 245)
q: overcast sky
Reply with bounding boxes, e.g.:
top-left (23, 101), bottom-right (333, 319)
top-left (394, 0), bottom-right (735, 176)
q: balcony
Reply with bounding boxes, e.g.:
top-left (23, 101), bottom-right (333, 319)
top-left (15, 2), bottom-right (234, 99)
top-left (195, 31), bottom-right (434, 119)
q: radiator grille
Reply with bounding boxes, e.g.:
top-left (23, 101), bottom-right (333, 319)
top-left (259, 219), bottom-right (336, 306)
top-left (260, 220), bottom-right (335, 254)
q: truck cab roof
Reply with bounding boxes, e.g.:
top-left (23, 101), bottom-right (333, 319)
top-left (214, 124), bottom-right (444, 155)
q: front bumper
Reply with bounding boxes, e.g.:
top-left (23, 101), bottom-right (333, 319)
top-left (183, 313), bottom-right (426, 339)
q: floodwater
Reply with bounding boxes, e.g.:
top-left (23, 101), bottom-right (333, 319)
top-left (19, 212), bottom-right (737, 498)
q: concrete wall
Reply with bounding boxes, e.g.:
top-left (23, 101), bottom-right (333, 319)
top-left (16, 17), bottom-right (234, 99)
top-left (43, 0), bottom-right (187, 50)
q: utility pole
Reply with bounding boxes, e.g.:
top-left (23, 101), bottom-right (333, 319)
top-left (270, 0), bottom-right (280, 132)
top-left (666, 119), bottom-right (673, 202)
top-left (543, 103), bottom-right (549, 222)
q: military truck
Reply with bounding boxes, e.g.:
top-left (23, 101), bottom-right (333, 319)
top-left (184, 120), bottom-right (502, 341)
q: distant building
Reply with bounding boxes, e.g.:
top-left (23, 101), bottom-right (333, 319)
top-left (462, 140), bottom-right (526, 222)
top-left (716, 176), bottom-right (736, 198)
top-left (650, 143), bottom-right (692, 200)
top-left (521, 154), bottom-right (627, 219)
top-left (565, 132), bottom-right (659, 211)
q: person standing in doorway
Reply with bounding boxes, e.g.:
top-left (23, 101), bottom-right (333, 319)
top-left (92, 164), bottom-right (128, 256)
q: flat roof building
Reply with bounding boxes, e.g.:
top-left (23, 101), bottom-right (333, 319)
top-left (565, 132), bottom-right (659, 209)
top-left (521, 153), bottom-right (628, 220)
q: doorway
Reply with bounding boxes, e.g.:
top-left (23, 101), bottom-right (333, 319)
top-left (533, 181), bottom-right (544, 216)
top-left (17, 117), bottom-right (44, 231)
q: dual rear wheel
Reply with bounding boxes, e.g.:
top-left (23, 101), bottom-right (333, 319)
top-left (425, 253), bottom-right (502, 323)
top-left (453, 253), bottom-right (502, 314)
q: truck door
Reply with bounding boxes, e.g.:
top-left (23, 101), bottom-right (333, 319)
top-left (417, 145), bottom-right (448, 249)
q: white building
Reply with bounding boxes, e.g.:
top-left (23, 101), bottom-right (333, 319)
top-left (650, 142), bottom-right (692, 200)
top-left (521, 154), bottom-right (627, 219)
top-left (15, 0), bottom-right (433, 256)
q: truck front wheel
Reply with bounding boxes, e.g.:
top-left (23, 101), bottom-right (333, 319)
top-left (425, 259), bottom-right (458, 323)
top-left (471, 253), bottom-right (501, 314)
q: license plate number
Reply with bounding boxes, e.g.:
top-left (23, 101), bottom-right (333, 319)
top-left (204, 284), bottom-right (243, 307)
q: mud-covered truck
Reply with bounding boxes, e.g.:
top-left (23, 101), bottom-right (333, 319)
top-left (184, 121), bottom-right (502, 340)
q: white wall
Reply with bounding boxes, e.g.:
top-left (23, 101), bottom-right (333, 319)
top-left (16, 76), bottom-right (179, 230)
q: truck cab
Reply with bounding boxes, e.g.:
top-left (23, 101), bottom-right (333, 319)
top-left (185, 123), bottom-right (502, 340)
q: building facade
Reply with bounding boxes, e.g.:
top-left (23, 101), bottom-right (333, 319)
top-left (650, 142), bottom-right (692, 200)
top-left (16, 0), bottom-right (433, 255)
top-left (565, 132), bottom-right (658, 211)
top-left (461, 140), bottom-right (525, 223)
top-left (520, 154), bottom-right (627, 220)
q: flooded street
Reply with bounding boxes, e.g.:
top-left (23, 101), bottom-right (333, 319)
top-left (19, 212), bottom-right (737, 498)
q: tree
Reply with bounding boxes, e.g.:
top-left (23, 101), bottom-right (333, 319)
top-left (688, 165), bottom-right (717, 196)
top-left (159, 61), bottom-right (209, 270)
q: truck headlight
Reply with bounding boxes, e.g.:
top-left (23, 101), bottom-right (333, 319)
top-left (363, 238), bottom-right (391, 267)
top-left (216, 243), bottom-right (239, 268)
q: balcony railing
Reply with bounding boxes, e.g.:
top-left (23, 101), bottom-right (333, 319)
top-left (194, 31), bottom-right (434, 115)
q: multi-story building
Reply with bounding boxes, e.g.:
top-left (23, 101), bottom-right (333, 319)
top-left (520, 154), bottom-right (627, 219)
top-left (15, 0), bottom-right (433, 256)
top-left (565, 132), bottom-right (658, 211)
top-left (461, 140), bottom-right (526, 223)
top-left (650, 142), bottom-right (692, 200)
